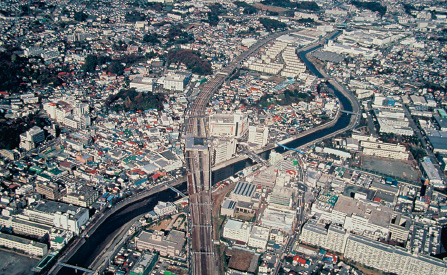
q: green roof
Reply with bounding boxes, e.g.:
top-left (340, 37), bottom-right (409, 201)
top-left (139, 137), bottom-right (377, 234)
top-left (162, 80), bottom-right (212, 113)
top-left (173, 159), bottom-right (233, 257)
top-left (53, 236), bottom-right (65, 243)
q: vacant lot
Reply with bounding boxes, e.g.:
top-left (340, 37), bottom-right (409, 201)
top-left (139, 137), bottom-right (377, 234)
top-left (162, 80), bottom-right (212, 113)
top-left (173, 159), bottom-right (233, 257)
top-left (149, 218), bottom-right (172, 231)
top-left (362, 156), bottom-right (420, 183)
top-left (0, 249), bottom-right (40, 275)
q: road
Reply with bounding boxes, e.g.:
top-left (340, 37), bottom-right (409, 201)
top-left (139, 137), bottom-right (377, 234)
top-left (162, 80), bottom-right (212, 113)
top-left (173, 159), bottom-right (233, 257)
top-left (402, 104), bottom-right (447, 184)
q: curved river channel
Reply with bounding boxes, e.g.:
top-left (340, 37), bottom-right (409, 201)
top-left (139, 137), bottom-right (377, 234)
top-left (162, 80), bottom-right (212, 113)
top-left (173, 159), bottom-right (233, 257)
top-left (59, 39), bottom-right (354, 274)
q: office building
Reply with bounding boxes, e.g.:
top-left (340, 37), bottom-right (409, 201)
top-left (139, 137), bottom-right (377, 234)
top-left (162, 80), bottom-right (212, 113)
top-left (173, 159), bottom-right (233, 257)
top-left (0, 233), bottom-right (47, 256)
top-left (0, 216), bottom-right (52, 239)
top-left (268, 186), bottom-right (293, 209)
top-left (230, 182), bottom-right (256, 203)
top-left (36, 182), bottom-right (66, 201)
top-left (223, 219), bottom-right (252, 243)
top-left (248, 126), bottom-right (268, 148)
top-left (19, 126), bottom-right (45, 150)
top-left (248, 226), bottom-right (270, 250)
top-left (211, 138), bottom-right (236, 165)
top-left (209, 112), bottom-right (248, 138)
top-left (153, 201), bottom-right (177, 217)
top-left (161, 71), bottom-right (191, 91)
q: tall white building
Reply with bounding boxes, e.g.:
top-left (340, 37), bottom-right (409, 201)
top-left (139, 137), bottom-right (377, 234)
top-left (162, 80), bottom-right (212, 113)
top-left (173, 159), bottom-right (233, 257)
top-left (344, 234), bottom-right (447, 275)
top-left (153, 201), bottom-right (177, 216)
top-left (299, 221), bottom-right (328, 248)
top-left (248, 126), bottom-right (268, 148)
top-left (0, 233), bottom-right (48, 256)
top-left (361, 140), bottom-right (409, 160)
top-left (209, 112), bottom-right (248, 138)
top-left (344, 234), bottom-right (394, 272)
top-left (326, 225), bottom-right (347, 254)
top-left (268, 186), bottom-right (293, 209)
top-left (421, 160), bottom-right (444, 188)
top-left (43, 100), bottom-right (91, 129)
top-left (161, 71), bottom-right (191, 91)
top-left (299, 221), bottom-right (447, 275)
top-left (19, 126), bottom-right (45, 150)
top-left (130, 77), bottom-right (156, 92)
top-left (223, 219), bottom-right (252, 243)
top-left (211, 138), bottom-right (236, 165)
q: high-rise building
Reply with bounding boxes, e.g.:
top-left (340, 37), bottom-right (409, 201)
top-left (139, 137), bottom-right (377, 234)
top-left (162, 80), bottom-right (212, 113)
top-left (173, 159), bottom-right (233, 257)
top-left (211, 138), bottom-right (236, 165)
top-left (248, 126), bottom-right (268, 148)
top-left (209, 112), bottom-right (248, 138)
top-left (36, 182), bottom-right (66, 201)
top-left (19, 126), bottom-right (45, 150)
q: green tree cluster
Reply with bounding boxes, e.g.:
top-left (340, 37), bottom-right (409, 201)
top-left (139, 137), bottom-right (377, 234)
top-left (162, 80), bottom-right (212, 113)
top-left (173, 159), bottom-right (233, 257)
top-left (105, 88), bottom-right (165, 112)
top-left (74, 11), bottom-right (88, 22)
top-left (125, 11), bottom-right (146, 22)
top-left (142, 33), bottom-right (161, 44)
top-left (165, 24), bottom-right (194, 45)
top-left (259, 17), bottom-right (288, 31)
top-left (0, 49), bottom-right (64, 92)
top-left (233, 1), bottom-right (258, 14)
top-left (351, 1), bottom-right (386, 16)
top-left (166, 49), bottom-right (212, 75)
top-left (82, 55), bottom-right (135, 75)
top-left (260, 0), bottom-right (320, 11)
top-left (147, 2), bottom-right (164, 12)
top-left (258, 89), bottom-right (314, 107)
top-left (0, 114), bottom-right (49, 149)
top-left (205, 3), bottom-right (225, 26)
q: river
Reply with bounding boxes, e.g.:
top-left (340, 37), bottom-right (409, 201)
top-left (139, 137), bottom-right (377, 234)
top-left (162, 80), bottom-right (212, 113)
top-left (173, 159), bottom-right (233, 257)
top-left (59, 34), bottom-right (354, 273)
top-left (57, 182), bottom-right (187, 275)
top-left (213, 43), bottom-right (354, 183)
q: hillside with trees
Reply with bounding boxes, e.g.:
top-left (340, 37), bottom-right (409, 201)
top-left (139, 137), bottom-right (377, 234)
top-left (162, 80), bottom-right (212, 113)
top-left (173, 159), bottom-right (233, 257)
top-left (105, 88), bottom-right (165, 112)
top-left (259, 17), bottom-right (288, 31)
top-left (352, 0), bottom-right (386, 16)
top-left (166, 49), bottom-right (212, 75)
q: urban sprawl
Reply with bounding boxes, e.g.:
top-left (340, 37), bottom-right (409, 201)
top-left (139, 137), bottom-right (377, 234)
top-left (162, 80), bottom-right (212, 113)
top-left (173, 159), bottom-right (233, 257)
top-left (0, 0), bottom-right (447, 274)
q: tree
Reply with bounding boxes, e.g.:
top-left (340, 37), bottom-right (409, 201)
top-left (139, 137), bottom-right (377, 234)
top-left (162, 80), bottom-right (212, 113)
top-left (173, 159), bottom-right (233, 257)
top-left (243, 6), bottom-right (258, 15)
top-left (205, 3), bottom-right (225, 26)
top-left (259, 17), bottom-right (288, 31)
top-left (351, 1), bottom-right (386, 16)
top-left (107, 61), bottom-right (124, 75)
top-left (74, 11), bottom-right (88, 22)
top-left (106, 88), bottom-right (165, 112)
top-left (82, 55), bottom-right (98, 72)
top-left (142, 33), bottom-right (160, 44)
top-left (125, 11), bottom-right (146, 22)
top-left (166, 49), bottom-right (212, 75)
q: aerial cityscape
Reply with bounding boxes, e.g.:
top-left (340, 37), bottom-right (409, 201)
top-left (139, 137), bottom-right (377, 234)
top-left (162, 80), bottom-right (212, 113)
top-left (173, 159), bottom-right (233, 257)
top-left (0, 0), bottom-right (447, 274)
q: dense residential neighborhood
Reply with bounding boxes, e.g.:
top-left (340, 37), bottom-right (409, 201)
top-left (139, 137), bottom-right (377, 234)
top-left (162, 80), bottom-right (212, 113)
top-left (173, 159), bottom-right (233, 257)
top-left (1, 0), bottom-right (447, 274)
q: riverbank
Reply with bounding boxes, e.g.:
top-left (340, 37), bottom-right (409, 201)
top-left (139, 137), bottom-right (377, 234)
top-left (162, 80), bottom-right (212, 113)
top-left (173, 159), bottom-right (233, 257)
top-left (50, 179), bottom-right (186, 275)
top-left (214, 31), bottom-right (360, 172)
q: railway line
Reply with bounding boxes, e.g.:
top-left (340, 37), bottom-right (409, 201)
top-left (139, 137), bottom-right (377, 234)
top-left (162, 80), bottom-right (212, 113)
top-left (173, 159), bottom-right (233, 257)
top-left (184, 29), bottom-right (297, 275)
